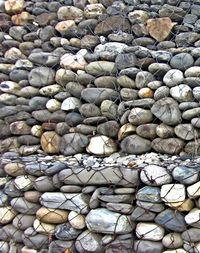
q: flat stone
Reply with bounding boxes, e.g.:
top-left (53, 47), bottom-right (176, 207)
top-left (187, 181), bottom-right (200, 198)
top-left (185, 208), bottom-right (200, 228)
top-left (181, 228), bottom-right (200, 242)
top-left (14, 175), bottom-right (35, 191)
top-left (155, 209), bottom-right (187, 232)
top-left (10, 197), bottom-right (40, 214)
top-left (40, 192), bottom-right (90, 214)
top-left (131, 207), bottom-right (156, 221)
top-left (136, 186), bottom-right (161, 203)
top-left (59, 166), bottom-right (139, 187)
top-left (55, 222), bottom-right (81, 240)
top-left (128, 108), bottom-right (153, 125)
top-left (172, 166), bottom-right (199, 185)
top-left (28, 67), bottom-right (55, 87)
top-left (12, 214), bottom-right (35, 230)
top-left (75, 230), bottom-right (103, 253)
top-left (140, 165), bottom-right (172, 186)
top-left (68, 211), bottom-right (86, 229)
top-left (134, 240), bottom-right (163, 253)
top-left (136, 222), bottom-right (165, 241)
top-left (86, 208), bottom-right (134, 234)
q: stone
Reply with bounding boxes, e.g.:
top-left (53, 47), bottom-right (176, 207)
top-left (68, 211), bottom-right (86, 229)
top-left (57, 6), bottom-right (83, 22)
top-left (11, 11), bottom-right (34, 26)
top-left (136, 186), bottom-right (161, 203)
top-left (5, 0), bottom-right (24, 14)
top-left (79, 103), bottom-right (101, 117)
top-left (162, 233), bottom-right (183, 249)
top-left (101, 100), bottom-right (118, 120)
top-left (40, 131), bottom-right (60, 154)
top-left (115, 53), bottom-right (137, 70)
top-left (12, 214), bottom-right (35, 230)
top-left (187, 182), bottom-right (200, 198)
top-left (131, 207), bottom-right (156, 221)
top-left (185, 208), bottom-right (200, 227)
top-left (159, 4), bottom-right (186, 22)
top-left (24, 191), bottom-right (42, 203)
top-left (97, 121), bottom-right (119, 138)
top-left (60, 133), bottom-right (89, 156)
top-left (175, 124), bottom-right (199, 140)
top-left (14, 175), bottom-right (35, 191)
top-left (60, 51), bottom-right (87, 70)
top-left (59, 166), bottom-right (139, 187)
top-left (81, 88), bottom-right (119, 105)
top-left (118, 123), bottom-right (136, 141)
top-left (128, 108), bottom-right (153, 125)
top-left (170, 85), bottom-right (193, 102)
top-left (86, 208), bottom-right (133, 234)
top-left (136, 124), bottom-right (157, 140)
top-left (120, 135), bottom-right (151, 154)
top-left (75, 230), bottom-right (103, 253)
top-left (140, 165), bottom-right (172, 186)
top-left (28, 67), bottom-right (55, 87)
top-left (0, 81), bottom-right (20, 95)
top-left (155, 209), bottom-right (187, 232)
top-left (40, 192), bottom-right (90, 214)
top-left (36, 207), bottom-right (68, 224)
top-left (117, 75), bottom-right (136, 88)
top-left (136, 222), bottom-right (165, 241)
top-left (33, 219), bottom-right (56, 234)
top-left (161, 184), bottom-right (185, 204)
top-left (163, 69), bottom-right (184, 87)
top-left (172, 166), bottom-right (199, 185)
top-left (147, 17), bottom-right (176, 42)
top-left (138, 88), bottom-right (154, 99)
top-left (4, 162), bottom-right (25, 177)
top-left (170, 53), bottom-right (194, 71)
top-left (22, 228), bottom-right (48, 250)
top-left (55, 222), bottom-right (81, 240)
top-left (182, 108), bottom-right (200, 120)
top-left (86, 135), bottom-right (117, 156)
top-left (135, 71), bottom-right (155, 89)
top-left (152, 138), bottom-right (185, 155)
top-left (10, 197), bottom-right (40, 214)
top-left (84, 4), bottom-right (105, 18)
top-left (128, 10), bottom-right (149, 24)
top-left (55, 20), bottom-right (77, 33)
top-left (85, 61), bottom-right (117, 76)
top-left (0, 206), bottom-right (17, 224)
top-left (61, 97), bottom-right (82, 111)
top-left (151, 98), bottom-right (182, 126)
top-left (182, 228), bottom-right (200, 242)
top-left (94, 15), bottom-right (131, 35)
top-left (134, 240), bottom-right (163, 253)
top-left (185, 66), bottom-right (200, 77)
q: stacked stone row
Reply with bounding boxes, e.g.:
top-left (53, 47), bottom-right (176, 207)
top-left (0, 153), bottom-right (200, 252)
top-left (2, 0), bottom-right (200, 156)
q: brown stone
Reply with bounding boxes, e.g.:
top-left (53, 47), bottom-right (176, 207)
top-left (11, 12), bottom-right (34, 26)
top-left (147, 17), bottom-right (176, 42)
top-left (40, 131), bottom-right (60, 154)
top-left (5, 0), bottom-right (24, 14)
top-left (24, 191), bottom-right (42, 203)
top-left (55, 20), bottom-right (77, 33)
top-left (36, 13), bottom-right (56, 27)
top-left (36, 207), bottom-right (69, 224)
top-left (95, 15), bottom-right (131, 35)
top-left (0, 14), bottom-right (12, 31)
top-left (10, 121), bottom-right (31, 135)
top-left (4, 162), bottom-right (25, 177)
top-left (42, 122), bottom-right (57, 131)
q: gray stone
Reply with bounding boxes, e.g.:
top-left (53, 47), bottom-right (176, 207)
top-left (154, 86), bottom-right (170, 100)
top-left (29, 96), bottom-right (49, 110)
top-left (12, 214), bottom-right (35, 230)
top-left (75, 230), bottom-right (103, 253)
top-left (182, 108), bottom-right (200, 120)
top-left (193, 87), bottom-right (200, 101)
top-left (152, 138), bottom-right (185, 155)
top-left (60, 133), bottom-right (89, 156)
top-left (128, 108), bottom-right (153, 125)
top-left (79, 103), bottom-right (101, 117)
top-left (175, 32), bottom-right (200, 47)
top-left (10, 197), bottom-right (40, 214)
top-left (170, 53), bottom-right (194, 71)
top-left (151, 97), bottom-right (182, 125)
top-left (181, 228), bottom-right (200, 242)
top-left (22, 228), bottom-right (48, 250)
top-left (85, 61), bottom-right (117, 76)
top-left (135, 71), bottom-right (155, 89)
top-left (191, 117), bottom-right (200, 128)
top-left (163, 69), bottom-right (184, 87)
top-left (49, 240), bottom-right (74, 253)
top-left (28, 67), bottom-right (55, 87)
top-left (170, 85), bottom-right (193, 102)
top-left (120, 135), bottom-right (151, 154)
top-left (106, 203), bottom-right (133, 214)
top-left (136, 186), bottom-right (161, 203)
top-left (115, 53), bottom-right (137, 70)
top-left (86, 208), bottom-right (134, 234)
top-left (28, 52), bottom-right (60, 67)
top-left (131, 207), bottom-right (156, 221)
top-left (175, 124), bottom-right (199, 140)
top-left (172, 166), bottom-right (199, 185)
top-left (40, 192), bottom-right (90, 214)
top-left (155, 209), bottom-right (187, 232)
top-left (81, 88), bottom-right (119, 105)
top-left (33, 176), bottom-right (56, 192)
top-left (136, 124), bottom-right (158, 140)
top-left (59, 166), bottom-right (139, 187)
top-left (97, 121), bottom-right (119, 138)
top-left (55, 223), bottom-right (81, 240)
top-left (134, 240), bottom-right (163, 253)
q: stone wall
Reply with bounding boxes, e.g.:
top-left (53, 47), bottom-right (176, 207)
top-left (1, 152), bottom-right (200, 253)
top-left (1, 0), bottom-right (200, 157)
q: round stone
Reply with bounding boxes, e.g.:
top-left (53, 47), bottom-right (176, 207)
top-left (128, 108), bottom-right (153, 125)
top-left (170, 53), bottom-right (194, 71)
top-left (28, 67), bottom-right (55, 87)
top-left (61, 97), bottom-right (82, 111)
top-left (40, 131), bottom-right (61, 154)
top-left (162, 233), bottom-right (183, 249)
top-left (68, 211), bottom-right (86, 229)
top-left (46, 99), bottom-right (61, 112)
top-left (170, 85), bottom-right (193, 102)
top-left (163, 69), bottom-right (184, 87)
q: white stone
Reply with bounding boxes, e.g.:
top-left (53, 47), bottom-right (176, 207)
top-left (185, 66), bottom-right (200, 77)
top-left (0, 206), bottom-right (17, 224)
top-left (95, 42), bottom-right (128, 54)
top-left (46, 99), bottom-right (61, 112)
top-left (140, 165), bottom-right (172, 186)
top-left (163, 250), bottom-right (187, 253)
top-left (163, 69), bottom-right (184, 87)
top-left (61, 97), bottom-right (82, 111)
top-left (0, 81), bottom-right (20, 94)
top-left (136, 222), bottom-right (165, 241)
top-left (187, 181), bottom-right (200, 198)
top-left (31, 125), bottom-right (43, 137)
top-left (60, 50), bottom-right (87, 70)
top-left (14, 175), bottom-right (35, 191)
top-left (170, 84), bottom-right (193, 102)
top-left (185, 208), bottom-right (200, 227)
top-left (33, 219), bottom-right (56, 234)
top-left (68, 211), bottom-right (86, 229)
top-left (84, 4), bottom-right (105, 19)
top-left (161, 184), bottom-right (185, 203)
top-left (86, 135), bottom-right (117, 156)
top-left (39, 84), bottom-right (62, 96)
